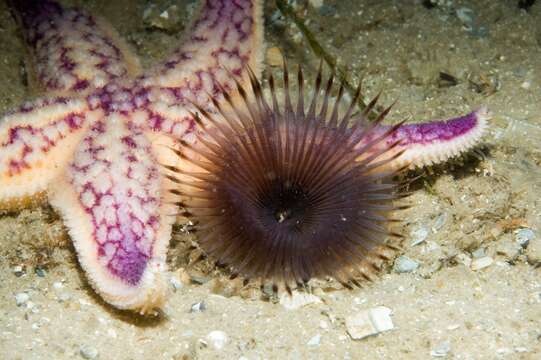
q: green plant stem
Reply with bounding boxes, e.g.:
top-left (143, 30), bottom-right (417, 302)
top-left (275, 0), bottom-right (370, 112)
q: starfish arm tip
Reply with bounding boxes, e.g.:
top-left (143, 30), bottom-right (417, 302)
top-left (393, 106), bottom-right (491, 170)
top-left (49, 176), bottom-right (171, 315)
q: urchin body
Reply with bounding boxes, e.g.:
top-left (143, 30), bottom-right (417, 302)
top-left (169, 66), bottom-right (406, 287)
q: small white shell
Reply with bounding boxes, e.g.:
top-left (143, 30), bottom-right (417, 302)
top-left (345, 306), bottom-right (394, 340)
top-left (279, 291), bottom-right (322, 310)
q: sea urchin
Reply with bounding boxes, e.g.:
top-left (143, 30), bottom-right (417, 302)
top-left (166, 64), bottom-right (408, 289)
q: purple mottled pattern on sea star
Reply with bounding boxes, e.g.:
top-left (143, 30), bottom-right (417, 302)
top-left (0, 0), bottom-right (488, 313)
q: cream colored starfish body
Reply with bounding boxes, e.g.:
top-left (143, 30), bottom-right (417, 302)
top-left (0, 0), bottom-right (487, 314)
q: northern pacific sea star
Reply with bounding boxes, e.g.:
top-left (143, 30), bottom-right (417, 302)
top-left (0, 0), bottom-right (489, 314)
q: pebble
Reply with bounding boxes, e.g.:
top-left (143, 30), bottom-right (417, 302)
top-left (80, 345), bottom-right (99, 359)
top-left (393, 256), bottom-right (419, 273)
top-left (515, 228), bottom-right (535, 247)
top-left (53, 281), bottom-right (64, 290)
top-left (15, 292), bottom-right (30, 306)
top-left (307, 334), bottom-right (321, 347)
top-left (471, 248), bottom-right (485, 259)
top-left (496, 238), bottom-right (522, 260)
top-left (12, 265), bottom-right (25, 277)
top-left (34, 267), bottom-right (46, 277)
top-left (520, 80), bottom-right (531, 90)
top-left (169, 274), bottom-right (183, 291)
top-left (266, 47), bottom-right (283, 67)
top-left (345, 306), bottom-right (394, 340)
top-left (525, 234), bottom-right (541, 265)
top-left (190, 301), bottom-right (206, 313)
top-left (189, 274), bottom-right (210, 285)
top-left (470, 256), bottom-right (493, 271)
top-left (142, 3), bottom-right (184, 32)
top-left (430, 340), bottom-right (451, 357)
top-left (279, 291), bottom-right (322, 310)
top-left (206, 330), bottom-right (228, 350)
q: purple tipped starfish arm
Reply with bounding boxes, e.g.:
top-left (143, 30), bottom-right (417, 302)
top-left (366, 107), bottom-right (489, 170)
top-left (0, 0), bottom-right (488, 313)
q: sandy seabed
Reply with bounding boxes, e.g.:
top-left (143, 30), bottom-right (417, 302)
top-left (0, 0), bottom-right (540, 359)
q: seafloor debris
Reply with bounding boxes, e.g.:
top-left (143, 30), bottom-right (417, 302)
top-left (525, 232), bottom-right (541, 265)
top-left (345, 306), bottom-right (394, 340)
top-left (430, 340), bottom-right (451, 357)
top-left (190, 301), bottom-right (206, 313)
top-left (142, 1), bottom-right (186, 32)
top-left (266, 46), bottom-right (283, 67)
top-left (206, 330), bottom-right (229, 350)
top-left (393, 255), bottom-right (420, 273)
top-left (411, 226), bottom-right (429, 246)
top-left (496, 237), bottom-right (523, 261)
top-left (14, 292), bottom-right (29, 306)
top-left (516, 228), bottom-right (535, 247)
top-left (470, 256), bottom-right (494, 271)
top-left (169, 272), bottom-right (184, 291)
top-left (279, 291), bottom-right (322, 310)
top-left (307, 334), bottom-right (322, 347)
top-left (79, 345), bottom-right (99, 360)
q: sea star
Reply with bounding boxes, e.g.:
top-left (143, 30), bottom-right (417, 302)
top-left (0, 0), bottom-right (488, 314)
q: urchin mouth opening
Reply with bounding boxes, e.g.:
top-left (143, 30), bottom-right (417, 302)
top-left (266, 181), bottom-right (310, 228)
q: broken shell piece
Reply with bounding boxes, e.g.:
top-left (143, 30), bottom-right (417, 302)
top-left (393, 255), bottom-right (420, 273)
top-left (471, 256), bottom-right (493, 271)
top-left (307, 334), bottom-right (322, 347)
top-left (345, 306), bottom-right (394, 340)
top-left (431, 340), bottom-right (451, 357)
top-left (279, 291), bottom-right (322, 310)
top-left (410, 227), bottom-right (429, 246)
top-left (206, 331), bottom-right (228, 350)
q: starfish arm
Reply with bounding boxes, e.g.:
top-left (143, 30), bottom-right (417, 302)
top-left (48, 116), bottom-right (175, 313)
top-left (141, 0), bottom-right (264, 106)
top-left (8, 0), bottom-right (141, 95)
top-left (0, 97), bottom-right (91, 210)
top-left (364, 107), bottom-right (490, 171)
